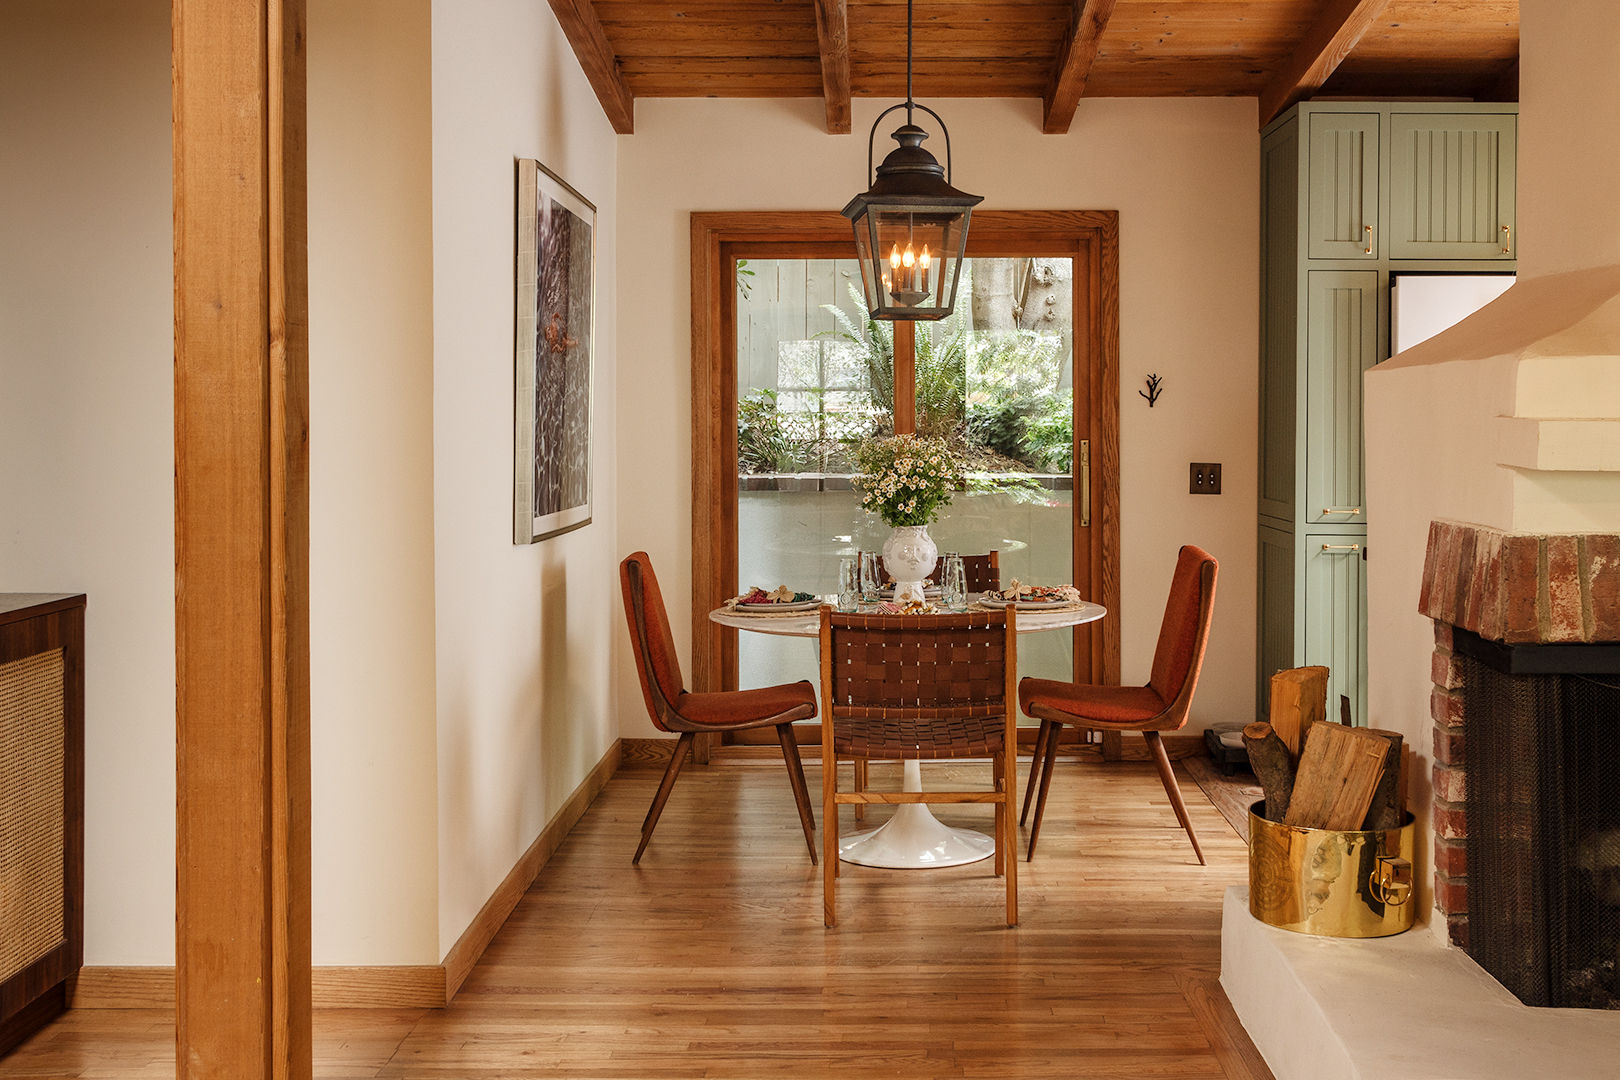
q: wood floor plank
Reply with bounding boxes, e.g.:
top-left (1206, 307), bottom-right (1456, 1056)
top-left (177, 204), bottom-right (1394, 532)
top-left (0, 760), bottom-right (1269, 1079)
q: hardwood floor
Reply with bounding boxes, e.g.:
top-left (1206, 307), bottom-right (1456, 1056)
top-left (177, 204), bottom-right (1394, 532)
top-left (0, 759), bottom-right (1270, 1079)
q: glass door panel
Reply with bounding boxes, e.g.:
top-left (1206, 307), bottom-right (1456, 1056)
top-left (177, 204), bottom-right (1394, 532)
top-left (736, 259), bottom-right (885, 690)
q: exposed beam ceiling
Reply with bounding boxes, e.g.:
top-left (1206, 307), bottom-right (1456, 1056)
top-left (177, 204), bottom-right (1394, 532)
top-left (1043, 0), bottom-right (1119, 136)
top-left (548, 0), bottom-right (636, 134)
top-left (814, 0), bottom-right (852, 134)
top-left (1259, 0), bottom-right (1390, 126)
top-left (562, 2), bottom-right (1517, 136)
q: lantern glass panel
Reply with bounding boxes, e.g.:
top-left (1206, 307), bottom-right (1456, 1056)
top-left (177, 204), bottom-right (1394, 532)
top-left (873, 210), bottom-right (957, 317)
top-left (851, 211), bottom-right (882, 314)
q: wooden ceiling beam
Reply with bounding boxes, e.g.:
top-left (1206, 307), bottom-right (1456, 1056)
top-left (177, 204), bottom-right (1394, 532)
top-left (1259, 0), bottom-right (1389, 127)
top-left (548, 0), bottom-right (635, 134)
top-left (1042, 0), bottom-right (1119, 136)
top-left (814, 0), bottom-right (852, 134)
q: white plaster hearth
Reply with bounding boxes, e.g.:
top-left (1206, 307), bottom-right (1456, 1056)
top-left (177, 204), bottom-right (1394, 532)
top-left (1221, 888), bottom-right (1620, 1080)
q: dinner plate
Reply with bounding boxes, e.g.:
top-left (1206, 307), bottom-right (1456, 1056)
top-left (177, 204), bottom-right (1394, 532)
top-left (888, 586), bottom-right (943, 599)
top-left (735, 598), bottom-right (822, 612)
top-left (978, 595), bottom-right (1073, 610)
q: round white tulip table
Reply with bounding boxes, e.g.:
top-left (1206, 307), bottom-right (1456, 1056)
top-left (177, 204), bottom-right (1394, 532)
top-left (708, 597), bottom-right (1107, 868)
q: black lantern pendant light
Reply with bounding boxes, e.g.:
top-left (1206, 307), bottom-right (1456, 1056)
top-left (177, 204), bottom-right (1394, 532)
top-left (841, 0), bottom-right (982, 321)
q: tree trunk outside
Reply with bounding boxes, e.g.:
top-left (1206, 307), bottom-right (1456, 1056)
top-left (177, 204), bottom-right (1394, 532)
top-left (971, 258), bottom-right (1017, 336)
top-left (1019, 258), bottom-right (1073, 385)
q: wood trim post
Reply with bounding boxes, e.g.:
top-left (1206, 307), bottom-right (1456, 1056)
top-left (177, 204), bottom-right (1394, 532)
top-left (173, 1), bottom-right (312, 1076)
top-left (891, 322), bottom-right (916, 435)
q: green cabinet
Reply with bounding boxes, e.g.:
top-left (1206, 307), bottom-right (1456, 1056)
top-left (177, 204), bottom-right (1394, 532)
top-left (1257, 102), bottom-right (1516, 723)
top-left (1390, 114), bottom-right (1516, 260)
top-left (1308, 113), bottom-right (1380, 260)
top-left (1303, 535), bottom-right (1369, 729)
top-left (1306, 271), bottom-right (1376, 525)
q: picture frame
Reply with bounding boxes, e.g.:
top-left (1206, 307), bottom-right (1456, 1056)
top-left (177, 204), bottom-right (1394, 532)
top-left (515, 158), bottom-right (596, 544)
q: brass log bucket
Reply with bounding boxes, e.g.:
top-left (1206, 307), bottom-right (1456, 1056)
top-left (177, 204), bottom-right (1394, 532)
top-left (1248, 801), bottom-right (1416, 937)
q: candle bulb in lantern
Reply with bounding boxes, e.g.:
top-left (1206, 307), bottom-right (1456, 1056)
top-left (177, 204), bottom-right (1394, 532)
top-left (888, 245), bottom-right (902, 299)
top-left (901, 243), bottom-right (916, 294)
top-left (919, 245), bottom-right (931, 297)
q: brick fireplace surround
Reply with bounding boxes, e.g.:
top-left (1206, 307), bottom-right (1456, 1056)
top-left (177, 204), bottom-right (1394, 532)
top-left (1419, 519), bottom-right (1620, 946)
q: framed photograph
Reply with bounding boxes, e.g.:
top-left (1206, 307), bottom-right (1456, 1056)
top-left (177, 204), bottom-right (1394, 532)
top-left (515, 158), bottom-right (596, 544)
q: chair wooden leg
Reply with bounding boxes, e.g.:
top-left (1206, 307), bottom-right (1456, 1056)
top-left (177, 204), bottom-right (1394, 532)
top-left (776, 723), bottom-right (818, 865)
top-left (1145, 731), bottom-right (1206, 866)
top-left (634, 731), bottom-right (694, 863)
top-left (822, 741), bottom-right (838, 928)
top-left (1026, 721), bottom-right (1063, 861)
top-left (853, 757), bottom-right (868, 821)
top-left (992, 750), bottom-right (1005, 878)
top-left (1004, 742), bottom-right (1018, 927)
top-left (1021, 720), bottom-right (1051, 825)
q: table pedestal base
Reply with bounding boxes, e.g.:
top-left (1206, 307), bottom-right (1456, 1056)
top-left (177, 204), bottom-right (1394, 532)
top-left (837, 760), bottom-right (996, 868)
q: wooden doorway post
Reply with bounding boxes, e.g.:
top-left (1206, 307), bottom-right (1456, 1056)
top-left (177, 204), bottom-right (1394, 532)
top-left (173, 1), bottom-right (312, 1077)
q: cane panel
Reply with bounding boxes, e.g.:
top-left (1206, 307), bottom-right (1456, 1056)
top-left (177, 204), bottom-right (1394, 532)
top-left (0, 649), bottom-right (66, 984)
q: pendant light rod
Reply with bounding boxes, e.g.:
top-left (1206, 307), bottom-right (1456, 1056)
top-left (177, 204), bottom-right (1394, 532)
top-left (906, 0), bottom-right (914, 123)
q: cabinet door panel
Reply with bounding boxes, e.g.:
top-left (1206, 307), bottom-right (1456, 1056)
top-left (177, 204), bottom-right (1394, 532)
top-left (1390, 114), bottom-right (1516, 260)
top-left (1256, 522), bottom-right (1297, 721)
top-left (1260, 123), bottom-right (1300, 522)
top-left (1308, 113), bottom-right (1379, 259)
top-left (1306, 272), bottom-right (1376, 524)
top-left (1304, 537), bottom-right (1368, 728)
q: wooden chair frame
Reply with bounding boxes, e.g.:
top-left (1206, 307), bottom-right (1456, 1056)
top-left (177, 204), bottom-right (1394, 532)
top-left (819, 608), bottom-right (1020, 927)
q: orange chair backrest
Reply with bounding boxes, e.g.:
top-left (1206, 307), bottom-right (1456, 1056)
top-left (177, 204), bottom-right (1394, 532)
top-left (620, 552), bottom-right (685, 731)
top-left (1147, 545), bottom-right (1218, 712)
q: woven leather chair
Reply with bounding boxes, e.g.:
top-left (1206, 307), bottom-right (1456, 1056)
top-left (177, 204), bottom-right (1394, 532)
top-left (619, 552), bottom-right (818, 864)
top-left (1018, 545), bottom-right (1218, 864)
top-left (819, 608), bottom-right (1020, 927)
top-left (850, 551), bottom-right (1000, 819)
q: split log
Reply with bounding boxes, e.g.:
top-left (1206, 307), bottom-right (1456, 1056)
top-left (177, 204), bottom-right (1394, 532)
top-left (1243, 722), bottom-right (1296, 823)
top-left (1285, 722), bottom-right (1389, 831)
top-left (1269, 666), bottom-right (1329, 761)
top-left (1360, 728), bottom-right (1405, 831)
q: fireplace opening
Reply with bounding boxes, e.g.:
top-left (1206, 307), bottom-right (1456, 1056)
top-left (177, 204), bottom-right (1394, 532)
top-left (1456, 628), bottom-right (1620, 1009)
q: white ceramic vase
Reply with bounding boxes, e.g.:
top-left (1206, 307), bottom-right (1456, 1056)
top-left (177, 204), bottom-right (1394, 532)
top-left (882, 525), bottom-right (938, 604)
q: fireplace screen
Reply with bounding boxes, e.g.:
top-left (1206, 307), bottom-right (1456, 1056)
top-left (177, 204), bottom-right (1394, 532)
top-left (1461, 651), bottom-right (1620, 1009)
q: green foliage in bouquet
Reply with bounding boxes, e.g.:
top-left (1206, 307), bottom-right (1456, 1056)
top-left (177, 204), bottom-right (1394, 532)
top-left (854, 434), bottom-right (964, 528)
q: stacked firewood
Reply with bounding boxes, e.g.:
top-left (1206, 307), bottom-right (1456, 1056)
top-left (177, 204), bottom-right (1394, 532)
top-left (1244, 667), bottom-right (1406, 830)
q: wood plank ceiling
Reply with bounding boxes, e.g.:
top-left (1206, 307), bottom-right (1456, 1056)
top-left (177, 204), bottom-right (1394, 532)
top-left (550, 0), bottom-right (1518, 135)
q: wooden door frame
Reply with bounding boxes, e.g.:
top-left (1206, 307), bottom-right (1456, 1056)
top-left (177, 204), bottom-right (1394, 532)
top-left (174, 1), bottom-right (312, 1075)
top-left (691, 211), bottom-right (1121, 717)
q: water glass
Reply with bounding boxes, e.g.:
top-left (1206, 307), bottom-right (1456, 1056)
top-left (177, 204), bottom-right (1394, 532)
top-left (859, 552), bottom-right (881, 603)
top-left (941, 553), bottom-right (967, 609)
top-left (837, 558), bottom-right (860, 612)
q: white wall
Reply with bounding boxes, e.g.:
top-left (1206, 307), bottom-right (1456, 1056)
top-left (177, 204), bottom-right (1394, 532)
top-left (1364, 0), bottom-right (1620, 933)
top-left (431, 1), bottom-right (621, 956)
top-left (614, 96), bottom-right (1259, 737)
top-left (307, 0), bottom-right (440, 966)
top-left (0, 0), bottom-right (175, 965)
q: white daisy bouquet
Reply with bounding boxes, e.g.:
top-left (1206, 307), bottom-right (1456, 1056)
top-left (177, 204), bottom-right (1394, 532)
top-left (853, 434), bottom-right (964, 528)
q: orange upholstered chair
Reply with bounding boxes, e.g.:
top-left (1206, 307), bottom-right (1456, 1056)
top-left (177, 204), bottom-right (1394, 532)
top-left (1018, 545), bottom-right (1218, 863)
top-left (619, 552), bottom-right (818, 864)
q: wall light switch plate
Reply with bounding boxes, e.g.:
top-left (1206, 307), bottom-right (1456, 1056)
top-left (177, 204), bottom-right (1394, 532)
top-left (1190, 462), bottom-right (1222, 494)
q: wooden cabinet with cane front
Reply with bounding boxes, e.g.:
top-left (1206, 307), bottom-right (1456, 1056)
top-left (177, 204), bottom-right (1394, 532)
top-left (0, 594), bottom-right (84, 1057)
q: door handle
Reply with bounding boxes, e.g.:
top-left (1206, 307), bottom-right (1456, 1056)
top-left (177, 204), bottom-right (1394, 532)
top-left (1502, 223), bottom-right (1512, 255)
top-left (1079, 439), bottom-right (1091, 528)
top-left (1321, 507), bottom-right (1362, 516)
top-left (1364, 224), bottom-right (1373, 255)
top-left (1321, 544), bottom-right (1361, 553)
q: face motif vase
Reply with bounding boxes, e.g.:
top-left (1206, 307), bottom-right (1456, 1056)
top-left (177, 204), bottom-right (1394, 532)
top-left (882, 525), bottom-right (938, 604)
